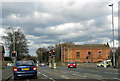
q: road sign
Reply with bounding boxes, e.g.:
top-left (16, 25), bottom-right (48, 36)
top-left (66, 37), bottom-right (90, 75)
top-left (54, 63), bottom-right (56, 69)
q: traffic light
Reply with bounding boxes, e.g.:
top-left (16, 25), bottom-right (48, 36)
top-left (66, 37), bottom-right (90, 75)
top-left (49, 52), bottom-right (52, 56)
top-left (12, 51), bottom-right (16, 57)
top-left (53, 50), bottom-right (55, 56)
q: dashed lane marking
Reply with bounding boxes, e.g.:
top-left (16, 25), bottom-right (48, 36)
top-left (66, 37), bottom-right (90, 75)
top-left (42, 74), bottom-right (48, 77)
top-left (61, 76), bottom-right (69, 79)
top-left (49, 78), bottom-right (56, 81)
top-left (72, 74), bottom-right (81, 77)
top-left (113, 78), bottom-right (120, 81)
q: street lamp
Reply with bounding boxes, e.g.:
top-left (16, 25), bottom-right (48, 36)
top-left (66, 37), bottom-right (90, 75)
top-left (109, 4), bottom-right (115, 67)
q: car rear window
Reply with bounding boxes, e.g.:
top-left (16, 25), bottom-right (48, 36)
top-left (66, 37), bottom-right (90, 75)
top-left (16, 61), bottom-right (34, 66)
top-left (69, 62), bottom-right (75, 64)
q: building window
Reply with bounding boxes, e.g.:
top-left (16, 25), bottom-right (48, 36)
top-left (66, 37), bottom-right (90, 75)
top-left (87, 51), bottom-right (91, 56)
top-left (76, 52), bottom-right (80, 57)
top-left (98, 51), bottom-right (102, 57)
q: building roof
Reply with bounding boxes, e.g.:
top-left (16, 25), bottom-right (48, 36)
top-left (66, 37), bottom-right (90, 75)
top-left (67, 44), bottom-right (109, 48)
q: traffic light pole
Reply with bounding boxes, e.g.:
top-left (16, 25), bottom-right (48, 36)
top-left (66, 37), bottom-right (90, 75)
top-left (53, 55), bottom-right (56, 69)
top-left (49, 56), bottom-right (52, 68)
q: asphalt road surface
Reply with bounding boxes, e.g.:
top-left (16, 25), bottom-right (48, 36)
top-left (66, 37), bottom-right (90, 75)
top-left (8, 65), bottom-right (120, 81)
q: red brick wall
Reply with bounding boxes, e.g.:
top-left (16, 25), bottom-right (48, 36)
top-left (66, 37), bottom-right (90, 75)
top-left (63, 47), bottom-right (110, 63)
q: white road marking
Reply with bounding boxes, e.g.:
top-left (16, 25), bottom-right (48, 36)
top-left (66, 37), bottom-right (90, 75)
top-left (83, 76), bottom-right (87, 77)
top-left (39, 72), bottom-right (41, 74)
top-left (42, 74), bottom-right (48, 77)
top-left (49, 78), bottom-right (55, 81)
top-left (93, 74), bottom-right (102, 77)
top-left (113, 78), bottom-right (120, 80)
top-left (61, 71), bottom-right (67, 74)
top-left (72, 74), bottom-right (81, 76)
top-left (114, 73), bottom-right (118, 74)
top-left (61, 76), bottom-right (69, 79)
top-left (104, 72), bottom-right (113, 74)
top-left (84, 73), bottom-right (102, 78)
top-left (27, 79), bottom-right (30, 81)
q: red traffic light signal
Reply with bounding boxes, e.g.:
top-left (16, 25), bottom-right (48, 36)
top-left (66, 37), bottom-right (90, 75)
top-left (53, 50), bottom-right (55, 55)
top-left (49, 52), bottom-right (52, 56)
top-left (53, 50), bottom-right (55, 52)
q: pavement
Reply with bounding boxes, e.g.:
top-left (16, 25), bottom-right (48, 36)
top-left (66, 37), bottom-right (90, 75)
top-left (8, 65), bottom-right (120, 81)
top-left (2, 66), bottom-right (13, 81)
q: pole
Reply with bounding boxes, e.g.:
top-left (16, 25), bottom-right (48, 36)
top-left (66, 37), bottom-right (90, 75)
top-left (53, 55), bottom-right (56, 69)
top-left (109, 4), bottom-right (115, 67)
top-left (112, 4), bottom-right (115, 68)
top-left (61, 40), bottom-right (63, 64)
top-left (49, 56), bottom-right (51, 68)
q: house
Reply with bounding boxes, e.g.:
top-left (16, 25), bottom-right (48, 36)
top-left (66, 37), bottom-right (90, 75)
top-left (62, 43), bottom-right (110, 63)
top-left (0, 45), bottom-right (5, 60)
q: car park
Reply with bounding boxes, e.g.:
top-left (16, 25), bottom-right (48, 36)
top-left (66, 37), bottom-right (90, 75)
top-left (68, 62), bottom-right (77, 68)
top-left (13, 60), bottom-right (37, 80)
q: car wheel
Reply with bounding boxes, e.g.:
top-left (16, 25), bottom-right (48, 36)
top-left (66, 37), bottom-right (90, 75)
top-left (100, 65), bottom-right (103, 67)
top-left (14, 76), bottom-right (18, 80)
top-left (33, 74), bottom-right (37, 79)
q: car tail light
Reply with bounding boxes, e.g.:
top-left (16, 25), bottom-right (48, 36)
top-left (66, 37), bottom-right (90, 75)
top-left (33, 66), bottom-right (37, 70)
top-left (14, 67), bottom-right (18, 71)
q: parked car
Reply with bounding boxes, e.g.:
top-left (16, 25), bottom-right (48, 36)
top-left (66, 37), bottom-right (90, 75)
top-left (97, 61), bottom-right (111, 67)
top-left (7, 63), bottom-right (14, 67)
top-left (40, 63), bottom-right (45, 67)
top-left (13, 60), bottom-right (37, 80)
top-left (68, 62), bottom-right (77, 68)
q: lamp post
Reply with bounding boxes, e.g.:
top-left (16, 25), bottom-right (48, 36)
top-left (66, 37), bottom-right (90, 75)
top-left (109, 4), bottom-right (115, 68)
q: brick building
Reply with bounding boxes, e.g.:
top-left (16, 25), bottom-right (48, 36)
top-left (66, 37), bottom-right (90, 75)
top-left (0, 45), bottom-right (5, 60)
top-left (62, 43), bottom-right (110, 63)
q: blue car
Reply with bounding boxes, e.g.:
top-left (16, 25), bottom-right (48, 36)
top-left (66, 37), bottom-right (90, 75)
top-left (13, 60), bottom-right (37, 80)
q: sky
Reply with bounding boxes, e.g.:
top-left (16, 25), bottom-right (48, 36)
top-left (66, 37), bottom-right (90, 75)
top-left (0, 0), bottom-right (119, 56)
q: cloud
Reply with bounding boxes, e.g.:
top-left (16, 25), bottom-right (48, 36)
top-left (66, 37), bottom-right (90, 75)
top-left (1, 1), bottom-right (118, 56)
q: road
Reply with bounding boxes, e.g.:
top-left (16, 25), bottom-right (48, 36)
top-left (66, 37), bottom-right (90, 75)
top-left (8, 65), bottom-right (119, 81)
